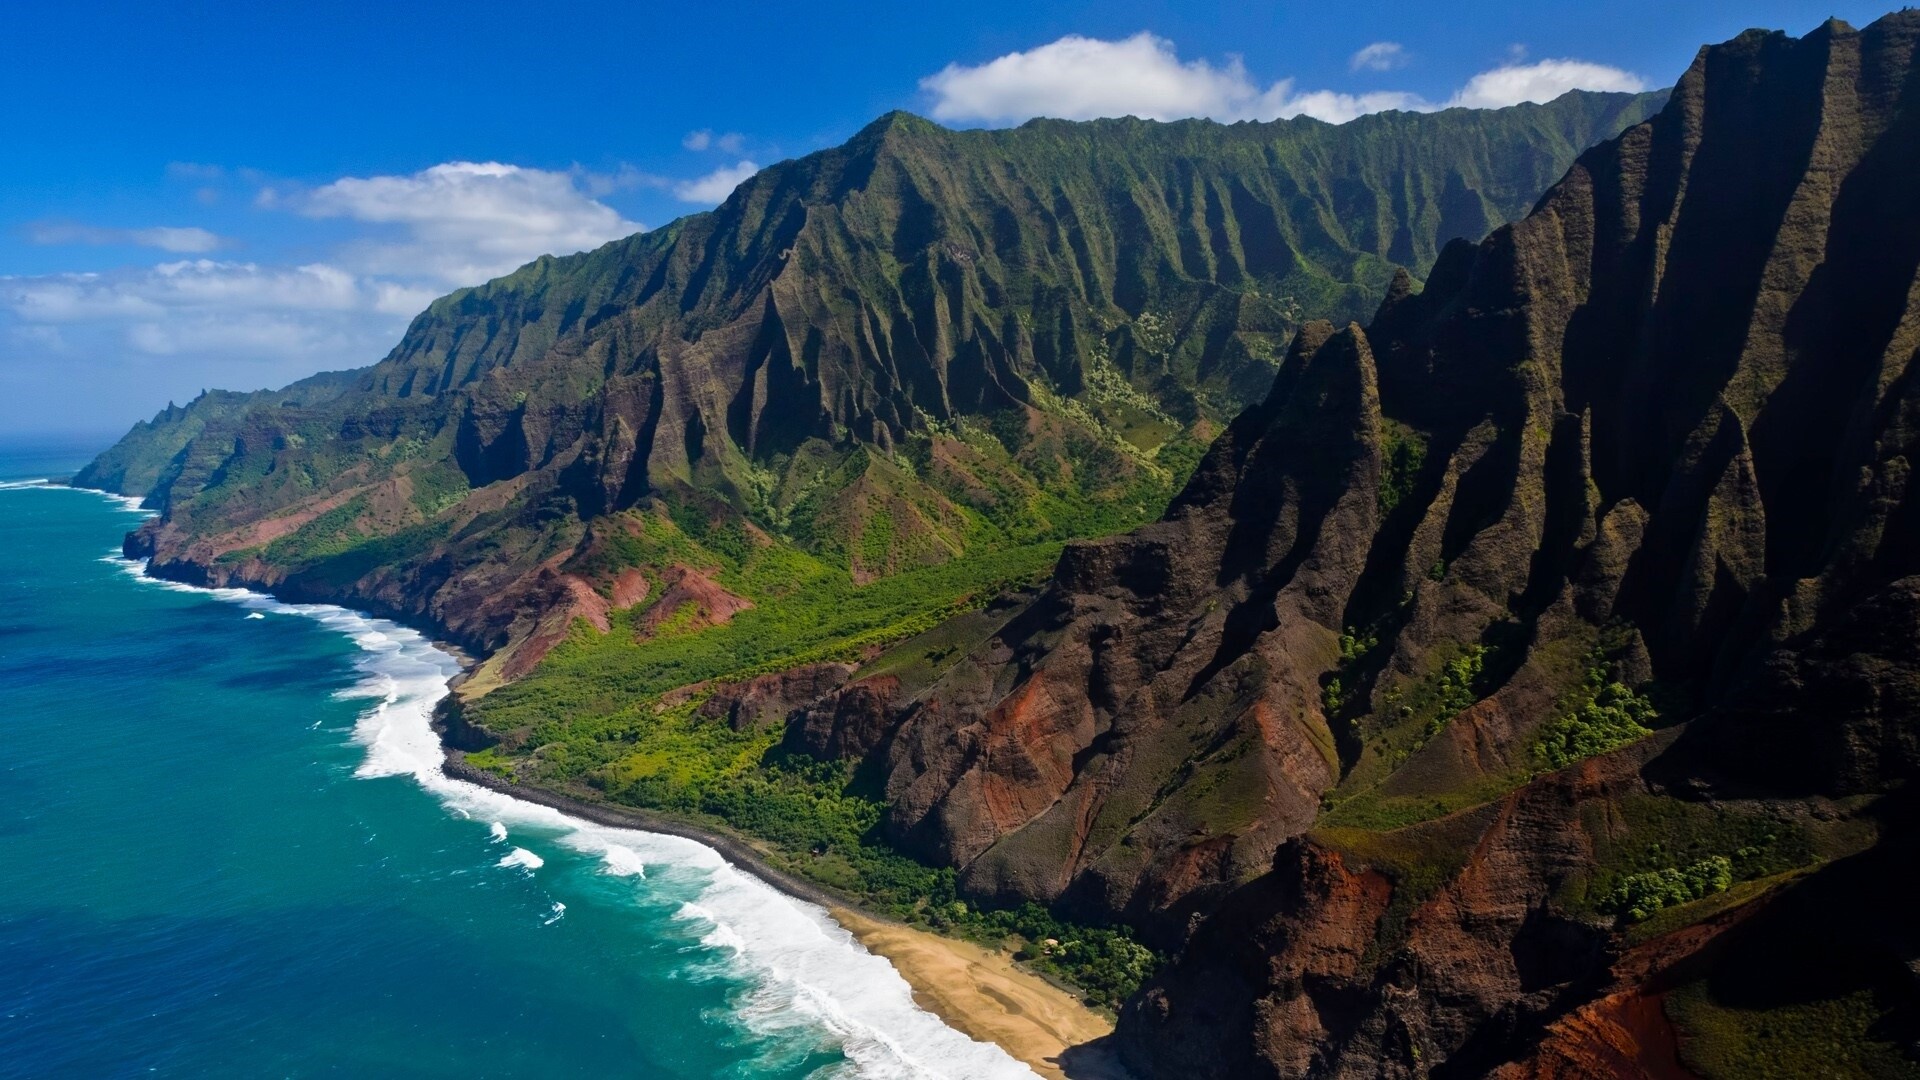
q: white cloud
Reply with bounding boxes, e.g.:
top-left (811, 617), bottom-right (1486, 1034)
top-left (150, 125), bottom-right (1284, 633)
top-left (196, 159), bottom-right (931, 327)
top-left (0, 160), bottom-right (661, 430)
top-left (1444, 59), bottom-right (1649, 109)
top-left (1265, 87), bottom-right (1429, 125)
top-left (683, 129), bottom-right (746, 154)
top-left (26, 223), bottom-right (222, 253)
top-left (2, 260), bottom-right (431, 331)
top-left (1350, 42), bottom-right (1409, 73)
top-left (921, 33), bottom-right (1266, 124)
top-left (673, 160), bottom-right (761, 204)
top-left (922, 33), bottom-right (1647, 125)
top-left (282, 161), bottom-right (643, 286)
top-left (1, 160), bottom-right (643, 416)
top-left (0, 260), bottom-right (425, 418)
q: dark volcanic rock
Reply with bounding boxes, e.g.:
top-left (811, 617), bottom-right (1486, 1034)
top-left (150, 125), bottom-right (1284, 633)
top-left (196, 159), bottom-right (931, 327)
top-left (698, 661), bottom-right (858, 733)
top-left (1087, 13), bottom-right (1920, 1077)
top-left (854, 320), bottom-right (1383, 938)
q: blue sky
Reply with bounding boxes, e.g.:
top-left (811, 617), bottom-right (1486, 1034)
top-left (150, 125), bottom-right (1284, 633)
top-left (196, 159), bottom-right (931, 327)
top-left (0, 0), bottom-right (1891, 437)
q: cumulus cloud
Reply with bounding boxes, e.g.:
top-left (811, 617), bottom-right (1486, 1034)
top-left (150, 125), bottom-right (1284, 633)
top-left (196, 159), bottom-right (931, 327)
top-left (921, 33), bottom-right (1267, 123)
top-left (1263, 88), bottom-right (1429, 125)
top-left (922, 33), bottom-right (1646, 125)
top-left (1350, 42), bottom-right (1409, 72)
top-left (673, 160), bottom-right (761, 204)
top-left (3, 259), bottom-right (433, 337)
top-left (3, 160), bottom-right (642, 409)
top-left (1, 160), bottom-right (661, 430)
top-left (279, 161), bottom-right (643, 286)
top-left (1444, 59), bottom-right (1649, 108)
top-left (0, 260), bottom-right (431, 423)
top-left (26, 223), bottom-right (222, 253)
top-left (682, 129), bottom-right (746, 154)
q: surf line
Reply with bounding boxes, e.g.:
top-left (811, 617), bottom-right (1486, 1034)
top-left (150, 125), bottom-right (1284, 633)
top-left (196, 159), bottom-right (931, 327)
top-left (68, 485), bottom-right (1036, 1079)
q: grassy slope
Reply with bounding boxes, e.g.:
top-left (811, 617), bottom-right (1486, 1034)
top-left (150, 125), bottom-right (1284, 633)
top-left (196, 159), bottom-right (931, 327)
top-left (461, 505), bottom-right (1159, 1007)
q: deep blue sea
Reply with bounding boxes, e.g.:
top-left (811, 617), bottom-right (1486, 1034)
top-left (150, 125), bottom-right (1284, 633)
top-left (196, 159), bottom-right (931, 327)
top-left (0, 443), bottom-right (1030, 1079)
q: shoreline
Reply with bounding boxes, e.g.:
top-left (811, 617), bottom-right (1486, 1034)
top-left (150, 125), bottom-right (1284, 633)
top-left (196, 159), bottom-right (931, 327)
top-left (79, 481), bottom-right (1124, 1077)
top-left (440, 755), bottom-right (1121, 1080)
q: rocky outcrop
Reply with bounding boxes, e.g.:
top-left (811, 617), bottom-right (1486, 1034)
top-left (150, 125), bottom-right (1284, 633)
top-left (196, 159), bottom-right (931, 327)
top-left (1118, 741), bottom-right (1662, 1078)
top-left (783, 13), bottom-right (1920, 1076)
top-left (1100, 14), bottom-right (1920, 1076)
top-left (700, 662), bottom-right (857, 732)
top-left (848, 320), bottom-right (1383, 937)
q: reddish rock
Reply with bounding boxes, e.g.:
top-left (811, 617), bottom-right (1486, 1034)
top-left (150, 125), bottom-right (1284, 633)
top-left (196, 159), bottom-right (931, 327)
top-left (699, 662), bottom-right (856, 731)
top-left (636, 564), bottom-right (752, 639)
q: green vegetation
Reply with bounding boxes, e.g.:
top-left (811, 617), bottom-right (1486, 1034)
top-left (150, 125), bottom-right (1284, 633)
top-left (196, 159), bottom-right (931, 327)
top-left (1421, 646), bottom-right (1487, 740)
top-left (1569, 795), bottom-right (1816, 920)
top-left (1367, 642), bottom-right (1490, 752)
top-left (1535, 663), bottom-right (1658, 768)
top-left (460, 507), bottom-right (1159, 1007)
top-left (1667, 983), bottom-right (1918, 1080)
top-left (1321, 625), bottom-right (1380, 717)
top-left (484, 516), bottom-right (1064, 716)
top-left (473, 690), bottom-right (1157, 1008)
top-left (1324, 631), bottom-right (1673, 833)
top-left (1318, 641), bottom-right (1503, 827)
top-left (1624, 867), bottom-right (1811, 943)
top-left (81, 88), bottom-right (1671, 1026)
top-left (1378, 420), bottom-right (1429, 514)
top-left (1319, 776), bottom-right (1526, 832)
top-left (260, 496), bottom-right (369, 563)
top-left (1599, 855), bottom-right (1733, 921)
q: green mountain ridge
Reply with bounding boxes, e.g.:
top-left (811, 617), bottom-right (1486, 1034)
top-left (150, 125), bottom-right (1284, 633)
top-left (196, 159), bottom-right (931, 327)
top-left (87, 91), bottom-right (1664, 690)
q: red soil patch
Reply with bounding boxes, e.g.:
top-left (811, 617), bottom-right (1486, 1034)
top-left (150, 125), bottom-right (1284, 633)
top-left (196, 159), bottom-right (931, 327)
top-left (206, 488), bottom-right (363, 553)
top-left (609, 567), bottom-right (650, 609)
top-left (636, 564), bottom-right (752, 640)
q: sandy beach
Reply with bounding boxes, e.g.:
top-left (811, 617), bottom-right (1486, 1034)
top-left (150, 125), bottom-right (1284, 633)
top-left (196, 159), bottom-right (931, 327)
top-left (440, 756), bottom-right (1121, 1079)
top-left (828, 905), bottom-right (1119, 1080)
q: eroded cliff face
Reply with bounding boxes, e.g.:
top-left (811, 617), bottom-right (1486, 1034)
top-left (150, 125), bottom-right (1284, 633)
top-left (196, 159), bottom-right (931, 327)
top-left (796, 321), bottom-right (1383, 938)
top-left (1121, 15), bottom-right (1920, 1076)
top-left (87, 93), bottom-right (1663, 680)
top-left (791, 14), bottom-right (1920, 1076)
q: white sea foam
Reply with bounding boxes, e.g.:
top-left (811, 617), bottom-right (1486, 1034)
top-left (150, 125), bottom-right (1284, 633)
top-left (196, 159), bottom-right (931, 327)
top-left (102, 551), bottom-right (1039, 1079)
top-left (24, 482), bottom-right (157, 515)
top-left (499, 847), bottom-right (545, 871)
top-left (544, 902), bottom-right (567, 926)
top-left (0, 481), bottom-right (144, 517)
top-left (246, 612), bottom-right (266, 620)
top-left (489, 821), bottom-right (509, 843)
top-left (2, 480), bottom-right (150, 521)
top-left (599, 844), bottom-right (647, 878)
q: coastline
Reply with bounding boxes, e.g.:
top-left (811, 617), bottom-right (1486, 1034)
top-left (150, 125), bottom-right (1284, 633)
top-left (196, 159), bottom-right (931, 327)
top-left (80, 481), bottom-right (1123, 1078)
top-left (441, 755), bottom-right (1120, 1080)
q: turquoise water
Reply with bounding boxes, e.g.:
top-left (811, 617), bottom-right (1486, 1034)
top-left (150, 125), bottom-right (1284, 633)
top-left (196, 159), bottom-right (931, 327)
top-left (0, 450), bottom-right (1031, 1079)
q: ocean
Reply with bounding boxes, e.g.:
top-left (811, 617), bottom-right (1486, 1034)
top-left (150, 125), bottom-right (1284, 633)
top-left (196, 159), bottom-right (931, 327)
top-left (0, 444), bottom-right (1033, 1079)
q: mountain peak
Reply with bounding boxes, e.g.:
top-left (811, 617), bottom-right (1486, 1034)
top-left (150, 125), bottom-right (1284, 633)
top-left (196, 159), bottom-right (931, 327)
top-left (849, 109), bottom-right (943, 144)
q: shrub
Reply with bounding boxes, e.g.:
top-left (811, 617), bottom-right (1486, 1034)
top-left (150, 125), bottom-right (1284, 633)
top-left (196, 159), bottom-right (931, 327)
top-left (1536, 670), bottom-right (1657, 769)
top-left (1600, 855), bottom-right (1734, 921)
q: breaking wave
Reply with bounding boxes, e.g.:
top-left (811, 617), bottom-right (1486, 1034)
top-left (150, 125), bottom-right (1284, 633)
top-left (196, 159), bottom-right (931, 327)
top-left (499, 847), bottom-right (545, 871)
top-left (92, 514), bottom-right (1036, 1078)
